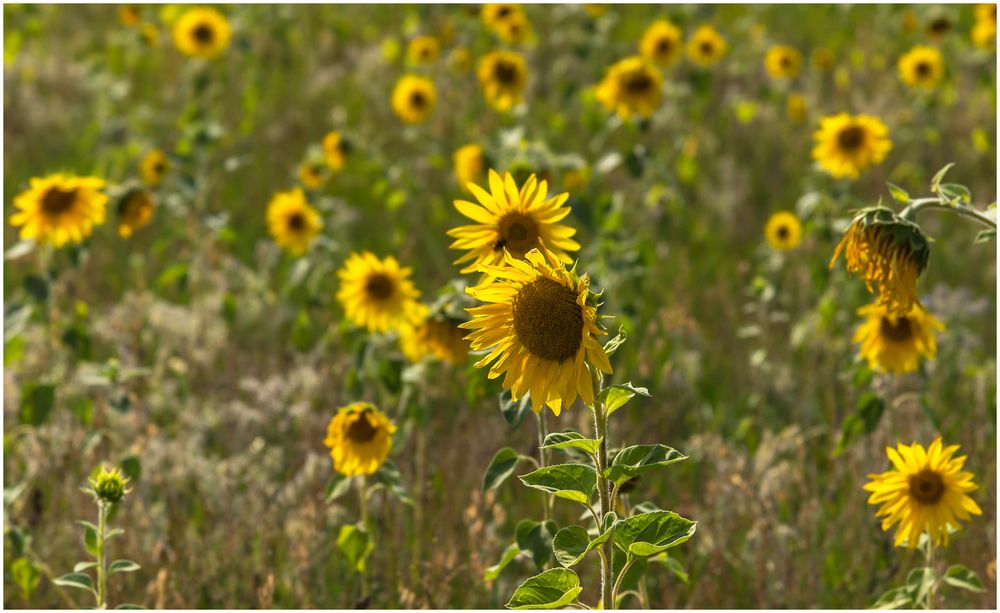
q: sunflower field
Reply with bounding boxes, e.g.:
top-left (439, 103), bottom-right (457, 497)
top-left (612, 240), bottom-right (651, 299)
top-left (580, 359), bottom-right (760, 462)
top-left (3, 3), bottom-right (997, 610)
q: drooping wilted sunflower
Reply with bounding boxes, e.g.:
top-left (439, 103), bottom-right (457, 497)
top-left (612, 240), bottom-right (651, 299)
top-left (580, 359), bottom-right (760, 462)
top-left (686, 25), bottom-right (727, 67)
top-left (10, 174), bottom-right (108, 247)
top-left (266, 188), bottom-right (322, 256)
top-left (477, 50), bottom-right (527, 111)
top-left (461, 245), bottom-right (613, 415)
top-left (595, 56), bottom-right (663, 119)
top-left (117, 189), bottom-right (154, 238)
top-left (853, 302), bottom-right (944, 374)
top-left (898, 46), bottom-right (944, 90)
top-left (764, 45), bottom-right (802, 79)
top-left (829, 207), bottom-right (930, 317)
top-left (812, 113), bottom-right (892, 179)
top-left (391, 75), bottom-right (436, 124)
top-left (172, 7), bottom-right (231, 59)
top-left (764, 211), bottom-right (802, 251)
top-left (337, 252), bottom-right (425, 332)
top-left (322, 131), bottom-right (348, 171)
top-left (399, 314), bottom-right (470, 365)
top-left (447, 170), bottom-right (580, 274)
top-left (640, 20), bottom-right (683, 67)
top-left (864, 438), bottom-right (981, 549)
top-left (407, 35), bottom-right (440, 65)
top-left (140, 149), bottom-right (169, 186)
top-left (453, 144), bottom-right (486, 192)
top-left (324, 402), bottom-right (396, 477)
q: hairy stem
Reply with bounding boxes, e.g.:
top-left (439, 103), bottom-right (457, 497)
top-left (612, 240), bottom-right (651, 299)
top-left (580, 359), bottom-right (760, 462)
top-left (591, 369), bottom-right (613, 610)
top-left (96, 502), bottom-right (107, 608)
top-left (358, 476), bottom-right (370, 601)
top-left (900, 198), bottom-right (997, 229)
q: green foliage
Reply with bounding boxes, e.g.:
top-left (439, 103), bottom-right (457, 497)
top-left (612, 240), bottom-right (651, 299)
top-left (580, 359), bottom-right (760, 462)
top-left (518, 464), bottom-right (597, 505)
top-left (540, 431), bottom-right (602, 456)
top-left (484, 543), bottom-right (521, 582)
top-left (515, 519), bottom-right (558, 570)
top-left (11, 558), bottom-right (40, 600)
top-left (552, 518), bottom-right (615, 568)
top-left (18, 382), bottom-right (55, 426)
top-left (337, 524), bottom-right (372, 573)
top-left (942, 564), bottom-right (986, 593)
top-left (598, 382), bottom-right (651, 417)
top-left (505, 568), bottom-right (583, 610)
top-left (612, 511), bottom-right (697, 558)
top-left (483, 447), bottom-right (520, 492)
top-left (604, 444), bottom-right (687, 486)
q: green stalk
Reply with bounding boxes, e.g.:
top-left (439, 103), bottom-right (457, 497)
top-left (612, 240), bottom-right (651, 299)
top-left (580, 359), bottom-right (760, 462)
top-left (899, 197), bottom-right (997, 229)
top-left (536, 410), bottom-right (551, 522)
top-left (591, 369), bottom-right (613, 610)
top-left (923, 539), bottom-right (935, 610)
top-left (358, 476), bottom-right (370, 601)
top-left (96, 501), bottom-right (107, 609)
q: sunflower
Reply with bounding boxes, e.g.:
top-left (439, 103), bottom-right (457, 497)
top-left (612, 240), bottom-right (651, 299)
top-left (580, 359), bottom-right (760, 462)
top-left (864, 438), bottom-right (982, 549)
top-left (477, 50), bottom-right (528, 111)
top-left (898, 46), bottom-right (944, 90)
top-left (973, 18), bottom-right (997, 48)
top-left (975, 3), bottom-right (996, 23)
top-left (140, 149), bottom-right (169, 186)
top-left (266, 187), bottom-right (322, 256)
top-left (407, 35), bottom-right (440, 65)
top-left (764, 211), bottom-right (803, 251)
top-left (454, 144), bottom-right (486, 192)
top-left (461, 245), bottom-right (613, 415)
top-left (786, 92), bottom-right (806, 122)
top-left (399, 314), bottom-right (470, 365)
top-left (481, 3), bottom-right (523, 29)
top-left (495, 11), bottom-right (531, 44)
top-left (595, 56), bottom-right (663, 119)
top-left (298, 161), bottom-right (327, 189)
top-left (447, 169), bottom-right (580, 275)
top-left (172, 7), bottom-right (231, 59)
top-left (853, 303), bottom-right (944, 374)
top-left (336, 252), bottom-right (424, 332)
top-left (321, 131), bottom-right (348, 171)
top-left (117, 189), bottom-right (154, 238)
top-left (324, 402), bottom-right (396, 477)
top-left (639, 20), bottom-right (683, 67)
top-left (391, 75), bottom-right (436, 125)
top-left (764, 45), bottom-right (802, 79)
top-left (812, 113), bottom-right (892, 179)
top-left (829, 207), bottom-right (930, 317)
top-left (10, 174), bottom-right (108, 247)
top-left (926, 15), bottom-right (953, 40)
top-left (119, 4), bottom-right (141, 27)
top-left (686, 25), bottom-right (727, 67)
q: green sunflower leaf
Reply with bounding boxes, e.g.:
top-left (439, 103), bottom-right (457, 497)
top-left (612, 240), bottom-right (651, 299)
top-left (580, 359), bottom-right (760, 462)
top-left (108, 560), bottom-right (141, 575)
top-left (484, 542), bottom-right (521, 582)
top-left (603, 444), bottom-right (687, 486)
top-left (930, 163), bottom-right (955, 193)
top-left (519, 464), bottom-right (597, 505)
top-left (483, 447), bottom-right (520, 492)
top-left (872, 586), bottom-right (914, 609)
top-left (505, 568), bottom-right (583, 610)
top-left (337, 524), bottom-right (372, 573)
top-left (515, 519), bottom-right (558, 570)
top-left (53, 573), bottom-right (95, 592)
top-left (552, 519), bottom-right (616, 568)
top-left (598, 382), bottom-right (651, 417)
top-left (942, 564), bottom-right (986, 593)
top-left (541, 431), bottom-right (601, 456)
top-left (612, 510), bottom-right (697, 558)
top-left (886, 182), bottom-right (910, 204)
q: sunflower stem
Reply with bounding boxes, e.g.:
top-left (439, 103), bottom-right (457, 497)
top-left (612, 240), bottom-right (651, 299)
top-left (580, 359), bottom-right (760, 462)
top-left (899, 198), bottom-right (997, 229)
top-left (358, 476), bottom-right (370, 601)
top-left (536, 410), bottom-right (551, 522)
top-left (591, 369), bottom-right (614, 611)
top-left (95, 501), bottom-right (107, 609)
top-left (923, 538), bottom-right (935, 610)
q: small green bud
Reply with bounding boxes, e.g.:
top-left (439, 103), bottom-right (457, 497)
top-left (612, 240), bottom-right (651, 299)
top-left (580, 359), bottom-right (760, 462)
top-left (89, 466), bottom-right (131, 504)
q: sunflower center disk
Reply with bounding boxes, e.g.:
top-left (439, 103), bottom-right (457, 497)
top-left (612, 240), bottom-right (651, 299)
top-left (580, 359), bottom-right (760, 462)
top-left (41, 187), bottom-right (78, 215)
top-left (837, 126), bottom-right (865, 151)
top-left (410, 91), bottom-right (427, 108)
top-left (494, 62), bottom-right (519, 85)
top-left (497, 213), bottom-right (538, 256)
top-left (879, 316), bottom-right (913, 342)
top-left (915, 61), bottom-right (931, 77)
top-left (699, 41), bottom-right (714, 55)
top-left (776, 225), bottom-right (790, 239)
top-left (656, 39), bottom-right (672, 54)
top-left (288, 213), bottom-right (306, 232)
top-left (512, 277), bottom-right (584, 363)
top-left (365, 273), bottom-right (395, 301)
top-left (193, 24), bottom-right (215, 44)
top-left (908, 469), bottom-right (945, 504)
top-left (623, 72), bottom-right (653, 94)
top-left (346, 413), bottom-right (378, 443)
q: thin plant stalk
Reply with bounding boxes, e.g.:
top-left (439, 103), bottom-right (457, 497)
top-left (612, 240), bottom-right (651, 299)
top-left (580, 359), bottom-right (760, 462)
top-left (357, 476), bottom-right (370, 601)
top-left (591, 369), bottom-right (613, 610)
top-left (96, 501), bottom-right (108, 608)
